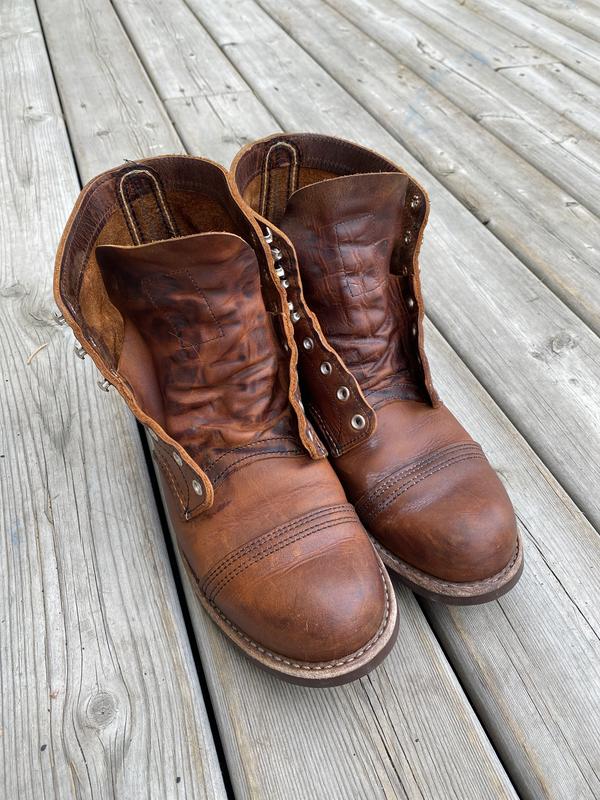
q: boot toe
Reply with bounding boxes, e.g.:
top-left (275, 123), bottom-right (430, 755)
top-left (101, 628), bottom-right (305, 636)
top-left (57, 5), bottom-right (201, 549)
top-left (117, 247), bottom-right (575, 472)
top-left (361, 451), bottom-right (518, 583)
top-left (211, 510), bottom-right (390, 664)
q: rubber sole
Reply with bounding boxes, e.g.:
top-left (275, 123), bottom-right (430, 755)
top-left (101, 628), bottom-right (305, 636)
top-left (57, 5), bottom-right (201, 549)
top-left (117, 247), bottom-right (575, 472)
top-left (181, 551), bottom-right (399, 686)
top-left (371, 532), bottom-right (523, 605)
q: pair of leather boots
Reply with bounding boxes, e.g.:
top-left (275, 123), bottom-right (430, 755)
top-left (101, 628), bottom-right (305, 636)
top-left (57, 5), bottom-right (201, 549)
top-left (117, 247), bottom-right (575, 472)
top-left (55, 134), bottom-right (523, 686)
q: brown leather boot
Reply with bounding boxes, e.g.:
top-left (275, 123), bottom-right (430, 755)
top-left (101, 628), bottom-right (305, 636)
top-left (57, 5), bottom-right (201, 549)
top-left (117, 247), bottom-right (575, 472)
top-left (54, 156), bottom-right (398, 685)
top-left (230, 134), bottom-right (523, 604)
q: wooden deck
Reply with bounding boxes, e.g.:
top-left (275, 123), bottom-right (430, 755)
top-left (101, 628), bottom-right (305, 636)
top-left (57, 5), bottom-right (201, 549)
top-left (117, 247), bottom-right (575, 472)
top-left (2, 0), bottom-right (600, 797)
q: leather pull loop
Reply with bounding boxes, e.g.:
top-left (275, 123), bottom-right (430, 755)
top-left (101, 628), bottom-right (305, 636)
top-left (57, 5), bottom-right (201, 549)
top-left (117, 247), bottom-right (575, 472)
top-left (258, 141), bottom-right (300, 225)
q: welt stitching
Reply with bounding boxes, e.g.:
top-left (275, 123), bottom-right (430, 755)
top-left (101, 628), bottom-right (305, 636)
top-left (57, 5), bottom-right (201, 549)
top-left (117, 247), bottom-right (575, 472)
top-left (210, 515), bottom-right (356, 601)
top-left (358, 443), bottom-right (482, 510)
top-left (207, 510), bottom-right (354, 598)
top-left (363, 454), bottom-right (486, 520)
top-left (196, 561), bottom-right (391, 671)
top-left (202, 504), bottom-right (350, 590)
top-left (359, 446), bottom-right (482, 513)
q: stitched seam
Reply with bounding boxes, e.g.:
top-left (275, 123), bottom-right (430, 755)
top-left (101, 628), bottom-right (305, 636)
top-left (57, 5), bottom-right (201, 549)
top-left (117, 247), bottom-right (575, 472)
top-left (154, 450), bottom-right (186, 508)
top-left (362, 454), bottom-right (486, 521)
top-left (204, 436), bottom-right (299, 470)
top-left (209, 514), bottom-right (356, 601)
top-left (202, 504), bottom-right (352, 591)
top-left (211, 448), bottom-right (304, 485)
top-left (374, 535), bottom-right (521, 590)
top-left (357, 443), bottom-right (482, 512)
top-left (202, 562), bottom-right (391, 671)
top-left (360, 450), bottom-right (483, 516)
top-left (206, 510), bottom-right (354, 595)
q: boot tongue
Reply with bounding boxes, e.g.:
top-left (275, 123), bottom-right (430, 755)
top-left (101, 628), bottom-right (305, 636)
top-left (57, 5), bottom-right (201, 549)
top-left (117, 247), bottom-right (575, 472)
top-left (97, 232), bottom-right (291, 456)
top-left (279, 172), bottom-right (418, 397)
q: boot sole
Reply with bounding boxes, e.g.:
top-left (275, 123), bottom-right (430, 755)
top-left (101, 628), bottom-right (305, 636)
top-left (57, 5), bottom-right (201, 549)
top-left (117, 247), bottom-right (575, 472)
top-left (180, 550), bottom-right (399, 687)
top-left (370, 532), bottom-right (523, 605)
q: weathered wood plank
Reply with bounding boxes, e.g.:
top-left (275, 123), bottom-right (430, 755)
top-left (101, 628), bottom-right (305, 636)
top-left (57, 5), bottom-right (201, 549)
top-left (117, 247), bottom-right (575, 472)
top-left (97, 1), bottom-right (600, 797)
top-left (397, 0), bottom-right (600, 139)
top-left (0, 1), bottom-right (226, 799)
top-left (269, 0), bottom-right (600, 333)
top-left (517, 0), bottom-right (600, 43)
top-left (462, 0), bottom-right (600, 83)
top-left (37, 1), bottom-right (523, 798)
top-left (330, 0), bottom-right (600, 219)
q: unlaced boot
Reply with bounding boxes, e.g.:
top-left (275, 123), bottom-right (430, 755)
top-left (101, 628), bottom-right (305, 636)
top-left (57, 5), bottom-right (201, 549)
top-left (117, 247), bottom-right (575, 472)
top-left (54, 156), bottom-right (398, 683)
top-left (230, 134), bottom-right (523, 603)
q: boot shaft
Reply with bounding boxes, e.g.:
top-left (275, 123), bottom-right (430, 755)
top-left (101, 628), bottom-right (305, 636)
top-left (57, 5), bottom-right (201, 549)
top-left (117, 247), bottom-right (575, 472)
top-left (230, 134), bottom-right (439, 441)
top-left (54, 156), bottom-right (324, 516)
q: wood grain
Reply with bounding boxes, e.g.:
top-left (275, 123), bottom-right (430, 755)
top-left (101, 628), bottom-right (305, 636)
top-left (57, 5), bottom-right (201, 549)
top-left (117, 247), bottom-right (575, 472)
top-left (518, 0), bottom-right (600, 41)
top-left (0, 1), bottom-right (225, 798)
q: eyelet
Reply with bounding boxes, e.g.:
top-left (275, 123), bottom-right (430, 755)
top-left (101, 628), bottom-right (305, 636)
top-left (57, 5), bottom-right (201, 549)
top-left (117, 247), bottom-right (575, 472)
top-left (282, 278), bottom-right (290, 289)
top-left (410, 195), bottom-right (420, 209)
top-left (303, 338), bottom-right (314, 350)
top-left (292, 311), bottom-right (301, 323)
top-left (271, 247), bottom-right (283, 261)
top-left (404, 231), bottom-right (412, 244)
top-left (276, 266), bottom-right (285, 278)
top-left (351, 414), bottom-right (366, 430)
top-left (264, 227), bottom-right (273, 244)
top-left (411, 323), bottom-right (418, 336)
top-left (172, 451), bottom-right (183, 466)
top-left (320, 361), bottom-right (332, 375)
top-left (336, 386), bottom-right (350, 401)
top-left (192, 479), bottom-right (203, 496)
top-left (407, 297), bottom-right (415, 310)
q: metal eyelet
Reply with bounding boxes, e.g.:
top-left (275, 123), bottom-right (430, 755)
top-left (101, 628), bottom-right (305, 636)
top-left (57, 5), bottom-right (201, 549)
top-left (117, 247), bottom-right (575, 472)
top-left (264, 227), bottom-right (273, 244)
top-left (172, 451), bottom-right (183, 467)
top-left (351, 414), bottom-right (367, 430)
top-left (303, 338), bottom-right (314, 350)
top-left (74, 344), bottom-right (86, 359)
top-left (410, 195), bottom-right (421, 209)
top-left (288, 301), bottom-right (294, 311)
top-left (271, 247), bottom-right (283, 261)
top-left (292, 311), bottom-right (301, 323)
top-left (336, 386), bottom-right (350, 401)
top-left (282, 279), bottom-right (290, 289)
top-left (97, 379), bottom-right (111, 392)
top-left (192, 479), bottom-right (203, 496)
top-left (276, 266), bottom-right (285, 278)
top-left (407, 297), bottom-right (415, 310)
top-left (404, 231), bottom-right (412, 245)
top-left (320, 361), bottom-right (332, 375)
top-left (411, 322), bottom-right (418, 336)
top-left (53, 311), bottom-right (66, 325)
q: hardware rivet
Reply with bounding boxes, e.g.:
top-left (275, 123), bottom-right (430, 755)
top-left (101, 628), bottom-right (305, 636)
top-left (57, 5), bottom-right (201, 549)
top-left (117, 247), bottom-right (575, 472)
top-left (192, 479), bottom-right (203, 496)
top-left (320, 361), bottom-right (332, 375)
top-left (336, 386), bottom-right (350, 401)
top-left (53, 311), bottom-right (66, 325)
top-left (288, 301), bottom-right (294, 311)
top-left (264, 227), bottom-right (273, 244)
top-left (404, 231), bottom-right (412, 244)
top-left (74, 344), bottom-right (86, 359)
top-left (303, 338), bottom-right (314, 350)
top-left (276, 266), bottom-right (285, 278)
top-left (351, 414), bottom-right (366, 430)
top-left (411, 323), bottom-right (418, 336)
top-left (410, 195), bottom-right (420, 209)
top-left (97, 378), bottom-right (111, 392)
top-left (282, 278), bottom-right (290, 289)
top-left (407, 297), bottom-right (415, 309)
top-left (292, 311), bottom-right (301, 323)
top-left (172, 451), bottom-right (183, 466)
top-left (272, 247), bottom-right (283, 261)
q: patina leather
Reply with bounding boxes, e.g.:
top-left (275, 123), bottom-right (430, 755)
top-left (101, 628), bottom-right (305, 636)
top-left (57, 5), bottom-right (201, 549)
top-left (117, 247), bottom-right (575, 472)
top-left (54, 155), bottom-right (397, 680)
top-left (230, 134), bottom-right (521, 596)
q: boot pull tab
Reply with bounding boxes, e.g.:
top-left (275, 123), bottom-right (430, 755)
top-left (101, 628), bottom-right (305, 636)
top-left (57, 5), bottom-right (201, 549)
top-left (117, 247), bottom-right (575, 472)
top-left (117, 166), bottom-right (179, 245)
top-left (259, 140), bottom-right (300, 225)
